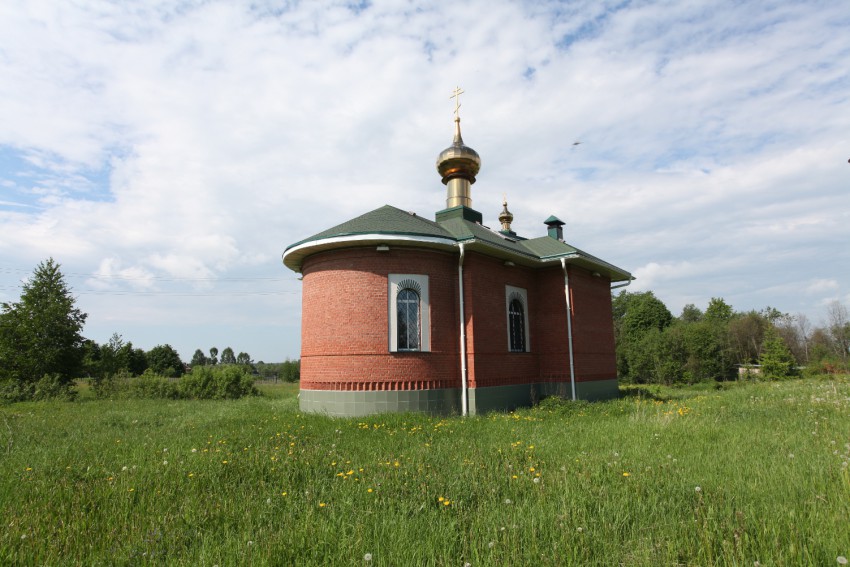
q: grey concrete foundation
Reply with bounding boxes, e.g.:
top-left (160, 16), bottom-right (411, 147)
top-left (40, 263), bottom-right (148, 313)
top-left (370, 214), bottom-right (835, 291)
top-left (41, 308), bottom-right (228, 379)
top-left (300, 379), bottom-right (619, 417)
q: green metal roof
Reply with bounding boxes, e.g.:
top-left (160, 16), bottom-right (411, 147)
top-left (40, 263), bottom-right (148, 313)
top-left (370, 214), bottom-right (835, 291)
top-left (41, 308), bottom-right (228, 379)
top-left (287, 205), bottom-right (452, 249)
top-left (282, 204), bottom-right (632, 282)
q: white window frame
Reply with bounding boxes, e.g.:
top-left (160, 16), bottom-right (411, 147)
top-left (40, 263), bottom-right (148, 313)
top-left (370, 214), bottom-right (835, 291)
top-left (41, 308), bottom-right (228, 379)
top-left (389, 274), bottom-right (430, 352)
top-left (505, 285), bottom-right (530, 352)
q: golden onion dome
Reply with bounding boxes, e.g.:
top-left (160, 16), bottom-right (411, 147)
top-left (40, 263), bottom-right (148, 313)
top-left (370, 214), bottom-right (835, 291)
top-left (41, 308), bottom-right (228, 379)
top-left (499, 196), bottom-right (514, 232)
top-left (436, 118), bottom-right (481, 185)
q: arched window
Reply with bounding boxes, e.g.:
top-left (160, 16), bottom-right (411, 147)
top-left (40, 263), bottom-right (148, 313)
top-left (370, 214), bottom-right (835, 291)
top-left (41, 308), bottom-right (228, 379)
top-left (508, 297), bottom-right (526, 352)
top-left (396, 287), bottom-right (420, 351)
top-left (505, 285), bottom-right (529, 352)
top-left (389, 274), bottom-right (429, 352)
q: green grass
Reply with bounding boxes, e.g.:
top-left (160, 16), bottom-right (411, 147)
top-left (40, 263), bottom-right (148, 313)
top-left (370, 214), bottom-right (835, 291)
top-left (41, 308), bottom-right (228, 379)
top-left (2, 378), bottom-right (849, 566)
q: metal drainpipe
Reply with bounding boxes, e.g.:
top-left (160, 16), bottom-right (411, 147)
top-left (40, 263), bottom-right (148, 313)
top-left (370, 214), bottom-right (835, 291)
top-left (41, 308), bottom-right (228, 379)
top-left (458, 243), bottom-right (468, 416)
top-left (560, 258), bottom-right (577, 401)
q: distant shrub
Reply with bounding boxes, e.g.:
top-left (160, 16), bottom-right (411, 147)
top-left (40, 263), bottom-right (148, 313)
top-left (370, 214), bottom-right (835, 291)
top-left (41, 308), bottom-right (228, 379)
top-left (179, 366), bottom-right (257, 400)
top-left (1, 374), bottom-right (78, 402)
top-left (32, 374), bottom-right (78, 401)
top-left (86, 367), bottom-right (257, 401)
top-left (130, 370), bottom-right (180, 399)
top-left (802, 357), bottom-right (849, 378)
top-left (90, 371), bottom-right (132, 399)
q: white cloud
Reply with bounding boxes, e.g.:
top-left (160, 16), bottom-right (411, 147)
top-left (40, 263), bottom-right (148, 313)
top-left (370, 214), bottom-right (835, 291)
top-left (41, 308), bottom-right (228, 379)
top-left (805, 279), bottom-right (839, 295)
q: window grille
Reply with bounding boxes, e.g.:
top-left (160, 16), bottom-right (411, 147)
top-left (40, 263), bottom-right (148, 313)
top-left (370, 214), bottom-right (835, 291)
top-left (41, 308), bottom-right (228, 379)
top-left (508, 297), bottom-right (526, 352)
top-left (397, 288), bottom-right (420, 351)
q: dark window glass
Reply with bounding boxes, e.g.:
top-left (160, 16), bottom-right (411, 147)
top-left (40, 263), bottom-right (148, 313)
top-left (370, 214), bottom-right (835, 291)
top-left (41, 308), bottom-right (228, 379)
top-left (509, 298), bottom-right (525, 352)
top-left (397, 288), bottom-right (420, 351)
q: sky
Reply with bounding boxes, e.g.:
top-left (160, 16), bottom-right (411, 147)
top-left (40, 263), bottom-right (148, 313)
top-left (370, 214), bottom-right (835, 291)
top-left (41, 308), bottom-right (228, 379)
top-left (1, 0), bottom-right (848, 363)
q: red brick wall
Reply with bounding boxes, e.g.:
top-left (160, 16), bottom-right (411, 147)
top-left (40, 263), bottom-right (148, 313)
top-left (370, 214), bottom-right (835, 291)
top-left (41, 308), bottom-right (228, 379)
top-left (462, 252), bottom-right (540, 387)
top-left (534, 267), bottom-right (571, 382)
top-left (567, 266), bottom-right (618, 381)
top-left (298, 245), bottom-right (618, 392)
top-left (300, 247), bottom-right (460, 391)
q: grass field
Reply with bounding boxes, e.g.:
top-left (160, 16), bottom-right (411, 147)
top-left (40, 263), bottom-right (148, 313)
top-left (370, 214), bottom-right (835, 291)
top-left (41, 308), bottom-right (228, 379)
top-left (2, 377), bottom-right (849, 566)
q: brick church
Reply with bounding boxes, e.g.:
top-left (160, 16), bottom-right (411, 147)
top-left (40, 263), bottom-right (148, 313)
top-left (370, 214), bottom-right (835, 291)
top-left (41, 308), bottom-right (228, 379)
top-left (282, 94), bottom-right (632, 416)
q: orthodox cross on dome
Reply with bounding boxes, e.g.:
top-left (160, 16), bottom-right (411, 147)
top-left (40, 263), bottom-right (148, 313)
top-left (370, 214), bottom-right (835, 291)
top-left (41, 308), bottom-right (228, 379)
top-left (450, 86), bottom-right (464, 120)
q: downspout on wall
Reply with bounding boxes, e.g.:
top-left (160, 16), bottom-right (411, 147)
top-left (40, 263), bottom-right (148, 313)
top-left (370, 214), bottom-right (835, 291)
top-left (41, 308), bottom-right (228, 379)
top-left (560, 258), bottom-right (577, 401)
top-left (458, 243), bottom-right (468, 416)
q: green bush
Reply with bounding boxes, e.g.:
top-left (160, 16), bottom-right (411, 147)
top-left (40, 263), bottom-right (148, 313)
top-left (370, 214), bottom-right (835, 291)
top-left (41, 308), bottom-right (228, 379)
top-left (84, 367), bottom-right (258, 401)
top-left (2, 374), bottom-right (77, 402)
top-left (130, 370), bottom-right (180, 399)
top-left (33, 374), bottom-right (78, 401)
top-left (179, 365), bottom-right (257, 400)
top-left (89, 371), bottom-right (134, 399)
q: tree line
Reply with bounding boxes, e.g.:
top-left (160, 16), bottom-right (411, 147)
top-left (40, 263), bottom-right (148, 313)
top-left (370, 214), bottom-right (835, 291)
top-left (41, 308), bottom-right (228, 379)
top-left (0, 259), bottom-right (298, 402)
top-left (189, 346), bottom-right (300, 382)
top-left (614, 291), bottom-right (850, 384)
top-left (3, 258), bottom-right (846, 401)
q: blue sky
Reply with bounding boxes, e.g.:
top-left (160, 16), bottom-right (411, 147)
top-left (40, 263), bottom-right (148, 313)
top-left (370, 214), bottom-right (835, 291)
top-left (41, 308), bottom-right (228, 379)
top-left (1, 0), bottom-right (848, 362)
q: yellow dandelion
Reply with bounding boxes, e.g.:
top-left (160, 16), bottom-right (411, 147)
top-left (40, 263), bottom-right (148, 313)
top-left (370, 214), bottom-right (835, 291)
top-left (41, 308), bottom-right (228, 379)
top-left (622, 472), bottom-right (631, 477)
top-left (443, 500), bottom-right (451, 506)
top-left (319, 502), bottom-right (326, 508)
top-left (367, 488), bottom-right (373, 493)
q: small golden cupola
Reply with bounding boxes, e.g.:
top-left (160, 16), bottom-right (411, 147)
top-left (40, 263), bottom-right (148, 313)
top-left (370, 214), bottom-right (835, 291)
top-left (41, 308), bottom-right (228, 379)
top-left (436, 87), bottom-right (481, 209)
top-left (499, 195), bottom-right (514, 234)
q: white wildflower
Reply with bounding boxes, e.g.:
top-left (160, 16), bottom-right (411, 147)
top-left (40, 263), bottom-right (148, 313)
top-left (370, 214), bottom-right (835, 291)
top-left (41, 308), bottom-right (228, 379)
top-left (488, 541), bottom-right (495, 549)
top-left (837, 556), bottom-right (848, 565)
top-left (364, 552), bottom-right (372, 562)
top-left (695, 486), bottom-right (702, 493)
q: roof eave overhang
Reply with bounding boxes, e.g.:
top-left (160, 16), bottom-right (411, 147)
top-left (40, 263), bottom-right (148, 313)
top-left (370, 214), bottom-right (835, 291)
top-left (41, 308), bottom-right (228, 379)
top-left (282, 233), bottom-right (459, 272)
top-left (537, 252), bottom-right (633, 283)
top-left (282, 233), bottom-right (633, 283)
top-left (462, 240), bottom-right (632, 282)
